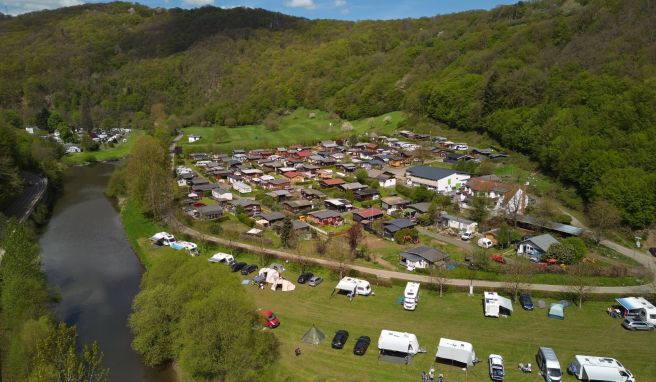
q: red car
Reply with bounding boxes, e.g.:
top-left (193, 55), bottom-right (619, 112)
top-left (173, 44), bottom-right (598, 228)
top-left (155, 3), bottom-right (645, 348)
top-left (257, 309), bottom-right (280, 328)
top-left (490, 254), bottom-right (506, 264)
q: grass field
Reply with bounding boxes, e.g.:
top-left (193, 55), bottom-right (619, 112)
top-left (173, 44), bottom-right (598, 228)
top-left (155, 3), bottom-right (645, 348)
top-left (179, 109), bottom-right (406, 152)
top-left (63, 130), bottom-right (144, 165)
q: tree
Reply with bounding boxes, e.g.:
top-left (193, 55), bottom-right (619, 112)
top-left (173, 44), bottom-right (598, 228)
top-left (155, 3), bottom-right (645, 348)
top-left (35, 107), bottom-right (50, 131)
top-left (279, 217), bottom-right (295, 248)
top-left (80, 133), bottom-right (99, 152)
top-left (354, 169), bottom-right (368, 184)
top-left (469, 196), bottom-right (490, 229)
top-left (496, 223), bottom-right (521, 249)
top-left (587, 199), bottom-right (621, 244)
top-left (544, 239), bottom-right (586, 264)
top-left (329, 239), bottom-right (351, 278)
top-left (346, 223), bottom-right (363, 255)
top-left (568, 264), bottom-right (592, 309)
top-left (503, 261), bottom-right (531, 302)
top-left (430, 265), bottom-right (448, 297)
top-left (315, 238), bottom-right (328, 255)
top-left (394, 227), bottom-right (418, 244)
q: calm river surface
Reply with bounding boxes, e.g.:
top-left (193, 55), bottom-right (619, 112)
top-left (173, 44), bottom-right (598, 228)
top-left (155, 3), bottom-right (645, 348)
top-left (38, 163), bottom-right (175, 382)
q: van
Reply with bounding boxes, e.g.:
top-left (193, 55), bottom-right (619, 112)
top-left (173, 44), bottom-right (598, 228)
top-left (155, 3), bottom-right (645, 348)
top-left (537, 347), bottom-right (562, 382)
top-left (478, 238), bottom-right (494, 249)
top-left (403, 282), bottom-right (420, 311)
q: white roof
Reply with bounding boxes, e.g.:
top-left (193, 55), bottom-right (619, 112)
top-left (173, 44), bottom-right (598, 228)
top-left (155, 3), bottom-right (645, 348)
top-left (575, 356), bottom-right (623, 380)
top-left (377, 330), bottom-right (419, 354)
top-left (404, 282), bottom-right (420, 297)
top-left (489, 354), bottom-right (503, 366)
top-left (335, 277), bottom-right (370, 291)
top-left (436, 338), bottom-right (475, 366)
top-left (484, 291), bottom-right (513, 312)
top-left (209, 252), bottom-right (233, 261)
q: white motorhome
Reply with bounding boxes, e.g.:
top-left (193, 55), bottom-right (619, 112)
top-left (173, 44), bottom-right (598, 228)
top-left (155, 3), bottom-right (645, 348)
top-left (484, 291), bottom-right (513, 317)
top-left (208, 252), bottom-right (234, 265)
top-left (616, 297), bottom-right (656, 325)
top-left (149, 232), bottom-right (176, 246)
top-left (435, 338), bottom-right (477, 367)
top-left (377, 330), bottom-right (420, 356)
top-left (568, 355), bottom-right (635, 382)
top-left (537, 347), bottom-right (562, 382)
top-left (334, 277), bottom-right (373, 297)
top-left (403, 282), bottom-right (420, 311)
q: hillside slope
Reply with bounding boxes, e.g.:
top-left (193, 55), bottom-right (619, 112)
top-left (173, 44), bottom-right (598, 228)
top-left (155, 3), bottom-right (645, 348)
top-left (0, 0), bottom-right (655, 227)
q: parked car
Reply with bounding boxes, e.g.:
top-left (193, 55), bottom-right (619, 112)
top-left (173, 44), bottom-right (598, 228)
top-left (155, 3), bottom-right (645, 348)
top-left (257, 309), bottom-right (280, 328)
top-left (308, 276), bottom-right (323, 287)
top-left (622, 317), bottom-right (655, 331)
top-left (490, 254), bottom-right (506, 264)
top-left (353, 336), bottom-right (371, 356)
top-left (460, 231), bottom-right (473, 241)
top-left (331, 330), bottom-right (349, 349)
top-left (297, 272), bottom-right (314, 284)
top-left (241, 264), bottom-right (258, 275)
top-left (519, 293), bottom-right (534, 311)
top-left (231, 262), bottom-right (247, 272)
top-left (488, 354), bottom-right (505, 381)
top-left (649, 247), bottom-right (656, 257)
top-left (478, 238), bottom-right (494, 249)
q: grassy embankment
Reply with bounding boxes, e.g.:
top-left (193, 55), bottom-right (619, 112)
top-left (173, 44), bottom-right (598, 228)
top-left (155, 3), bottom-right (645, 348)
top-left (63, 130), bottom-right (144, 165)
top-left (120, 201), bottom-right (656, 382)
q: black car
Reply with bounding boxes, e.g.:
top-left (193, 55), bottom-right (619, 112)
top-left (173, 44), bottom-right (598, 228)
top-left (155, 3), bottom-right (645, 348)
top-left (331, 330), bottom-right (349, 349)
top-left (231, 262), bottom-right (247, 272)
top-left (241, 264), bottom-right (258, 275)
top-left (297, 272), bottom-right (314, 284)
top-left (519, 293), bottom-right (534, 310)
top-left (353, 336), bottom-right (371, 356)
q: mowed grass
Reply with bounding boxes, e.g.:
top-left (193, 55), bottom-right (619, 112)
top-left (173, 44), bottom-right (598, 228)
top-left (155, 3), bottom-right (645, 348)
top-left (180, 108), bottom-right (405, 152)
top-left (246, 270), bottom-right (655, 382)
top-left (64, 130), bottom-right (144, 165)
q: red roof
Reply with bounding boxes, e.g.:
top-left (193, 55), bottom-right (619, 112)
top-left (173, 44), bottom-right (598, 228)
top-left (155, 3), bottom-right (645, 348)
top-left (297, 150), bottom-right (311, 157)
top-left (283, 171), bottom-right (301, 179)
top-left (353, 208), bottom-right (384, 219)
top-left (321, 178), bottom-right (345, 186)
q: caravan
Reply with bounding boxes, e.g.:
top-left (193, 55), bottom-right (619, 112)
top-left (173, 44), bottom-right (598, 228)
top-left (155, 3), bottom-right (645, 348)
top-left (403, 282), bottom-right (420, 311)
top-left (169, 241), bottom-right (199, 257)
top-left (334, 277), bottom-right (373, 297)
top-left (435, 338), bottom-right (477, 368)
top-left (377, 330), bottom-right (420, 357)
top-left (209, 252), bottom-right (234, 265)
top-left (484, 291), bottom-right (513, 317)
top-left (149, 232), bottom-right (176, 246)
top-left (567, 355), bottom-right (635, 382)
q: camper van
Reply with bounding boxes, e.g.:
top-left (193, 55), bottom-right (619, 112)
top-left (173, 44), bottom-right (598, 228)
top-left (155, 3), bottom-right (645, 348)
top-left (567, 355), bottom-right (634, 382)
top-left (616, 297), bottom-right (656, 325)
top-left (536, 347), bottom-right (562, 382)
top-left (149, 232), bottom-right (176, 246)
top-left (377, 330), bottom-right (420, 357)
top-left (334, 277), bottom-right (373, 297)
top-left (484, 291), bottom-right (513, 317)
top-left (403, 282), bottom-right (420, 311)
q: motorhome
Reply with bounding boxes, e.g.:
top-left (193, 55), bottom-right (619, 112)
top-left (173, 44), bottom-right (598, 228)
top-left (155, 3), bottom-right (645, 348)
top-left (377, 330), bottom-right (420, 357)
top-left (484, 291), bottom-right (513, 317)
top-left (567, 355), bottom-right (634, 382)
top-left (435, 338), bottom-right (477, 368)
top-left (334, 277), bottom-right (373, 297)
top-left (616, 297), bottom-right (656, 325)
top-left (536, 347), bottom-right (562, 382)
top-left (209, 252), bottom-right (234, 265)
top-left (403, 282), bottom-right (420, 311)
top-left (169, 241), bottom-right (199, 257)
top-left (149, 232), bottom-right (176, 246)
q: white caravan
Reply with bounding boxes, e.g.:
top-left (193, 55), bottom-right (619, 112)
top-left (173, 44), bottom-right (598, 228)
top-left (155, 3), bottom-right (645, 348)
top-left (484, 291), bottom-right (513, 317)
top-left (616, 297), bottom-right (656, 325)
top-left (568, 355), bottom-right (635, 382)
top-left (377, 330), bottom-right (420, 356)
top-left (403, 282), bottom-right (420, 311)
top-left (208, 252), bottom-right (234, 265)
top-left (169, 241), bottom-right (199, 257)
top-left (435, 338), bottom-right (477, 367)
top-left (334, 277), bottom-right (372, 296)
top-left (149, 232), bottom-right (176, 246)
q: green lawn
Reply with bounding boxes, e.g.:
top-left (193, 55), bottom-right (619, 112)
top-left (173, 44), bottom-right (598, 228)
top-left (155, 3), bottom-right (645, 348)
top-left (179, 108), bottom-right (405, 153)
top-left (64, 130), bottom-right (144, 165)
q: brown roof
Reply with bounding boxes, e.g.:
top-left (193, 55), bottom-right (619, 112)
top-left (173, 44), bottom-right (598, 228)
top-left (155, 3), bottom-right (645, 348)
top-left (321, 178), bottom-right (346, 186)
top-left (353, 208), bottom-right (384, 219)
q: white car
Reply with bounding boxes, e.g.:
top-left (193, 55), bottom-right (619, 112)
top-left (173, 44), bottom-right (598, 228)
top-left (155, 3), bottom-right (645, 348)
top-left (489, 354), bottom-right (505, 381)
top-left (460, 232), bottom-right (473, 241)
top-left (477, 238), bottom-right (494, 249)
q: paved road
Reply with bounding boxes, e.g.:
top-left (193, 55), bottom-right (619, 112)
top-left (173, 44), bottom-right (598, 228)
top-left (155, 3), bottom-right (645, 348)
top-left (173, 219), bottom-right (653, 294)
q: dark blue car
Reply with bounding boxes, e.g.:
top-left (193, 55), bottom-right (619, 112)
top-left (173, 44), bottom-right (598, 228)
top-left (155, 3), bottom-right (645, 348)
top-left (519, 293), bottom-right (534, 310)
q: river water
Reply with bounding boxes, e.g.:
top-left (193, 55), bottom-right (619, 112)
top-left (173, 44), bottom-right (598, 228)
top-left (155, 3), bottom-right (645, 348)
top-left (38, 163), bottom-right (175, 382)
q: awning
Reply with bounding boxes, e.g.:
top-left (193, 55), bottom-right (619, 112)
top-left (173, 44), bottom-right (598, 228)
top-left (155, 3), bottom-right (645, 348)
top-left (499, 295), bottom-right (513, 312)
top-left (616, 297), bottom-right (645, 311)
top-left (583, 365), bottom-right (622, 381)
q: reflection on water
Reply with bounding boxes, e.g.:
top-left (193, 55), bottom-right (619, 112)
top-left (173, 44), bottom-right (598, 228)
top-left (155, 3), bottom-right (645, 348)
top-left (39, 164), bottom-right (175, 382)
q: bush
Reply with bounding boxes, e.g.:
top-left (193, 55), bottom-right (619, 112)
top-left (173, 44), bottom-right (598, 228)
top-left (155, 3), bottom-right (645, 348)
top-left (554, 213), bottom-right (572, 225)
top-left (237, 213), bottom-right (255, 228)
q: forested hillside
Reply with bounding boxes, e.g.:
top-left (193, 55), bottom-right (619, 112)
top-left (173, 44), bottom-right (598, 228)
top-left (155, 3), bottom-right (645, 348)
top-left (0, 0), bottom-right (655, 227)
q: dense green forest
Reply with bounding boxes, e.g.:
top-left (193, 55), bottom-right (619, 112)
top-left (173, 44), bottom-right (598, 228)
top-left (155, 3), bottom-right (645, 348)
top-left (0, 0), bottom-right (655, 227)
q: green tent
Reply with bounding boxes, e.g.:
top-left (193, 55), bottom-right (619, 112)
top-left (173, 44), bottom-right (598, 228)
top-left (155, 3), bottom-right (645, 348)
top-left (301, 324), bottom-right (326, 345)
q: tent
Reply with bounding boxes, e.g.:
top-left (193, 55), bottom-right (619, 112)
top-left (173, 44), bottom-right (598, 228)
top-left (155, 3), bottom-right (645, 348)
top-left (271, 279), bottom-right (296, 292)
top-left (548, 303), bottom-right (565, 320)
top-left (301, 325), bottom-right (326, 345)
top-left (536, 299), bottom-right (547, 309)
top-left (435, 338), bottom-right (476, 368)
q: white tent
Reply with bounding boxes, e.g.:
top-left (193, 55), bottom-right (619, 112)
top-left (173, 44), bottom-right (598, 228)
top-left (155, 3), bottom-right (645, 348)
top-left (271, 279), bottom-right (296, 292)
top-left (377, 330), bottom-right (420, 355)
top-left (435, 338), bottom-right (476, 367)
top-left (258, 268), bottom-right (280, 284)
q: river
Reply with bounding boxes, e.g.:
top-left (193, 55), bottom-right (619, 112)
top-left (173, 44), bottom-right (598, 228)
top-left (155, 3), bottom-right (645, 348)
top-left (38, 163), bottom-right (175, 382)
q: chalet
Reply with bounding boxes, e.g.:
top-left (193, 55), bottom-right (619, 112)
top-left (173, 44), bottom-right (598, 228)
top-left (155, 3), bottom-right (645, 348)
top-left (265, 190), bottom-right (293, 201)
top-left (227, 198), bottom-right (260, 216)
top-left (308, 155), bottom-right (325, 165)
top-left (282, 171), bottom-right (305, 183)
top-left (324, 198), bottom-right (353, 212)
top-left (261, 161), bottom-right (286, 173)
top-left (339, 182), bottom-right (367, 192)
top-left (400, 246), bottom-right (449, 270)
top-left (318, 157), bottom-right (337, 166)
top-left (471, 148), bottom-right (495, 156)
top-left (233, 153), bottom-right (248, 163)
top-left (317, 169), bottom-right (334, 179)
top-left (320, 140), bottom-right (339, 152)
top-left (443, 152), bottom-right (474, 164)
top-left (292, 220), bottom-right (311, 238)
top-left (376, 171), bottom-right (397, 188)
top-left (360, 159), bottom-right (385, 170)
top-left (337, 163), bottom-right (357, 172)
top-left (463, 176), bottom-right (528, 214)
top-left (320, 178), bottom-right (346, 188)
top-left (283, 199), bottom-right (314, 214)
top-left (240, 168), bottom-right (263, 180)
top-left (517, 234), bottom-right (559, 262)
top-left (213, 169), bottom-right (232, 180)
top-left (189, 153), bottom-right (209, 161)
top-left (195, 205), bottom-right (223, 220)
top-left (277, 166), bottom-right (296, 174)
top-left (191, 183), bottom-right (221, 196)
top-left (354, 188), bottom-right (380, 202)
top-left (232, 181), bottom-right (252, 194)
top-left (190, 177), bottom-right (209, 186)
top-left (399, 130), bottom-right (416, 139)
top-left (297, 163), bottom-right (320, 174)
top-left (211, 187), bottom-right (233, 201)
top-left (352, 208), bottom-right (384, 223)
top-left (307, 210), bottom-right (343, 226)
top-left (438, 213), bottom-right (477, 233)
top-left (405, 166), bottom-right (470, 192)
top-left (404, 202), bottom-right (430, 219)
top-left (64, 144), bottom-right (82, 154)
top-left (258, 212), bottom-right (286, 227)
top-left (383, 219), bottom-right (417, 240)
top-left (300, 188), bottom-right (326, 200)
top-left (381, 196), bottom-right (411, 215)
top-left (265, 178), bottom-right (291, 190)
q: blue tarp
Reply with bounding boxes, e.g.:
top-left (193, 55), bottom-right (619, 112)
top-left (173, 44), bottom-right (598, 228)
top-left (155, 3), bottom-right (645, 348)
top-left (169, 242), bottom-right (185, 250)
top-left (548, 303), bottom-right (564, 320)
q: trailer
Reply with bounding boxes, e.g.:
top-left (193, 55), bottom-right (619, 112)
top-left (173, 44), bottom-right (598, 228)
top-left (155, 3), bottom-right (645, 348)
top-left (567, 355), bottom-right (635, 382)
top-left (435, 338), bottom-right (477, 368)
top-left (333, 277), bottom-right (373, 297)
top-left (169, 240), bottom-right (199, 256)
top-left (484, 291), bottom-right (513, 317)
top-left (377, 330), bottom-right (420, 357)
top-left (403, 282), bottom-right (420, 311)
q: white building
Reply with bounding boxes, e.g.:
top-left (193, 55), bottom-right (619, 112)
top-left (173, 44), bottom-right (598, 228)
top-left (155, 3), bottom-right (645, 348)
top-left (188, 134), bottom-right (201, 143)
top-left (232, 181), bottom-right (252, 194)
top-left (405, 166), bottom-right (470, 193)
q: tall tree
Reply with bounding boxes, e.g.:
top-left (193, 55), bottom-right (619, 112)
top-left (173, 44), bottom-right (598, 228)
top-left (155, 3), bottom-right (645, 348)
top-left (346, 223), bottom-right (363, 256)
top-left (587, 199), bottom-right (621, 244)
top-left (279, 217), bottom-right (295, 248)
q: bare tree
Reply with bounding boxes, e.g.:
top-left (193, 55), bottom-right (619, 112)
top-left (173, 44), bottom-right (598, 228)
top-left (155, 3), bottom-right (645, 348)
top-left (503, 261), bottom-right (532, 302)
top-left (587, 200), bottom-right (621, 244)
top-left (330, 239), bottom-right (352, 279)
top-left (568, 264), bottom-right (593, 309)
top-left (346, 223), bottom-right (364, 256)
top-left (430, 265), bottom-right (448, 297)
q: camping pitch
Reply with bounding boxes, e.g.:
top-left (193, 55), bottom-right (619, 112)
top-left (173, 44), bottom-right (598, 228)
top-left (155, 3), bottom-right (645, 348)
top-left (301, 325), bottom-right (326, 345)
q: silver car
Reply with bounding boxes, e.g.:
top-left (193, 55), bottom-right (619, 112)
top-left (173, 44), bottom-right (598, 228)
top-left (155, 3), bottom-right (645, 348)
top-left (308, 276), bottom-right (323, 287)
top-left (622, 318), bottom-right (655, 331)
